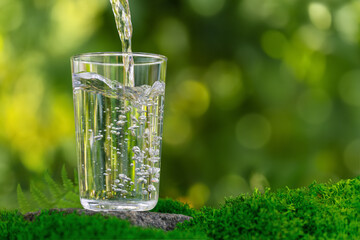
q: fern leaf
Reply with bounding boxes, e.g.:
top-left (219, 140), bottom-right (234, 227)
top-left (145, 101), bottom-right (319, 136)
top-left (30, 181), bottom-right (53, 209)
top-left (63, 191), bottom-right (81, 204)
top-left (44, 171), bottom-right (63, 200)
top-left (62, 165), bottom-right (75, 192)
top-left (17, 167), bottom-right (81, 212)
top-left (17, 184), bottom-right (32, 213)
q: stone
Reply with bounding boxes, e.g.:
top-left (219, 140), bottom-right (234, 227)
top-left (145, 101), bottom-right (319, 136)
top-left (23, 209), bottom-right (192, 231)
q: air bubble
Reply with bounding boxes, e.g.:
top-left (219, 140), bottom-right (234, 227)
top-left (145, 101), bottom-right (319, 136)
top-left (116, 120), bottom-right (126, 126)
top-left (119, 174), bottom-right (127, 179)
top-left (128, 125), bottom-right (139, 130)
top-left (149, 148), bottom-right (159, 157)
top-left (137, 177), bottom-right (147, 184)
top-left (148, 167), bottom-right (160, 178)
top-left (148, 185), bottom-right (156, 192)
top-left (131, 115), bottom-right (139, 123)
top-left (132, 146), bottom-right (141, 154)
top-left (149, 157), bottom-right (160, 163)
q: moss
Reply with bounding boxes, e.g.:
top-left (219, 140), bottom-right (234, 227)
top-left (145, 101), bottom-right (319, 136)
top-left (0, 210), bottom-right (206, 240)
top-left (180, 177), bottom-right (360, 239)
top-left (151, 198), bottom-right (197, 217)
top-left (2, 177), bottom-right (359, 239)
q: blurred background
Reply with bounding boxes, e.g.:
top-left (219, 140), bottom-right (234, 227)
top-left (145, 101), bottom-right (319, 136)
top-left (1, 0), bottom-right (360, 209)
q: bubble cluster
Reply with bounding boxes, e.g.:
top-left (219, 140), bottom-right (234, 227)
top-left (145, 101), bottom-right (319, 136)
top-left (74, 73), bottom-right (165, 201)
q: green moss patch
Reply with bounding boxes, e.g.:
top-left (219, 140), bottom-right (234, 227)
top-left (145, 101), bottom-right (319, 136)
top-left (151, 198), bottom-right (197, 217)
top-left (2, 177), bottom-right (359, 239)
top-left (181, 177), bottom-right (360, 239)
top-left (0, 210), bottom-right (205, 240)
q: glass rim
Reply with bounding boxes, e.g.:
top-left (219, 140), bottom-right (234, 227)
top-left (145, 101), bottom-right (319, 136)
top-left (71, 52), bottom-right (167, 66)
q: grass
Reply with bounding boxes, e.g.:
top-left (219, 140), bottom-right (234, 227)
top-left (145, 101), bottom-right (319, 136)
top-left (1, 177), bottom-right (359, 239)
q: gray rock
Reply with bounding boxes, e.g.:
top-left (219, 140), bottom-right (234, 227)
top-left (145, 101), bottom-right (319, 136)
top-left (23, 209), bottom-right (192, 231)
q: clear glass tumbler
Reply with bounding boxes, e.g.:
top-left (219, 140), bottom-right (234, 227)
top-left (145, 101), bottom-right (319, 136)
top-left (71, 52), bottom-right (167, 211)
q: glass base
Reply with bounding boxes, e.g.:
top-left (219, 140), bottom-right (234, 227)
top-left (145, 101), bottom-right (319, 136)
top-left (80, 198), bottom-right (158, 211)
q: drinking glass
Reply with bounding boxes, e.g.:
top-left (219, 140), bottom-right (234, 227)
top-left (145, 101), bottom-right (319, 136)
top-left (71, 52), bottom-right (167, 211)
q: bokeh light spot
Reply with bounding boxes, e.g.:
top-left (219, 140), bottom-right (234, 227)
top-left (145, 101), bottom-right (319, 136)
top-left (236, 114), bottom-right (272, 149)
top-left (261, 30), bottom-right (287, 59)
top-left (50, 94), bottom-right (76, 138)
top-left (308, 3), bottom-right (332, 30)
top-left (339, 70), bottom-right (360, 107)
top-left (344, 140), bottom-right (360, 175)
top-left (187, 183), bottom-right (210, 208)
top-left (188, 0), bottom-right (226, 17)
top-left (171, 80), bottom-right (210, 117)
top-left (155, 18), bottom-right (189, 57)
top-left (239, 0), bottom-right (289, 27)
top-left (21, 149), bottom-right (46, 172)
top-left (163, 113), bottom-right (192, 146)
top-left (249, 173), bottom-right (270, 192)
top-left (0, 35), bottom-right (3, 53)
top-left (335, 3), bottom-right (358, 43)
top-left (298, 25), bottom-right (326, 51)
top-left (0, 0), bottom-right (24, 32)
top-left (297, 89), bottom-right (332, 124)
top-left (214, 174), bottom-right (249, 204)
top-left (2, 71), bottom-right (47, 172)
top-left (49, 0), bottom-right (106, 54)
top-left (205, 61), bottom-right (242, 110)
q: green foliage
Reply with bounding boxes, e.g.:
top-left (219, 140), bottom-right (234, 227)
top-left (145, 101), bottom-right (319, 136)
top-left (30, 181), bottom-right (53, 209)
top-left (62, 166), bottom-right (75, 192)
top-left (180, 177), bottom-right (360, 239)
top-left (151, 198), bottom-right (197, 217)
top-left (8, 177), bottom-right (359, 239)
top-left (0, 210), bottom-right (207, 240)
top-left (17, 166), bottom-right (81, 213)
top-left (2, 0), bottom-right (360, 211)
top-left (17, 185), bottom-right (31, 214)
top-left (44, 171), bottom-right (62, 200)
